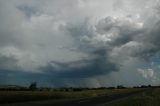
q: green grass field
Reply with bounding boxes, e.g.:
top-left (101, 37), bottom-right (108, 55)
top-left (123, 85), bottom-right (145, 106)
top-left (108, 88), bottom-right (160, 106)
top-left (0, 88), bottom-right (138, 104)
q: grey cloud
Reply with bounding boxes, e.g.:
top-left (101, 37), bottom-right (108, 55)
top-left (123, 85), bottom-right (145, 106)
top-left (1, 0), bottom-right (160, 87)
top-left (17, 5), bottom-right (37, 18)
top-left (113, 0), bottom-right (124, 11)
top-left (96, 16), bottom-right (143, 46)
top-left (0, 54), bottom-right (20, 71)
top-left (40, 4), bottom-right (160, 81)
top-left (96, 17), bottom-right (116, 33)
top-left (95, 14), bottom-right (160, 63)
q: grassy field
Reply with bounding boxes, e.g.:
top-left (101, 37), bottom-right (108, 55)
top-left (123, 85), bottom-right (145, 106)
top-left (0, 88), bottom-right (139, 104)
top-left (108, 88), bottom-right (160, 106)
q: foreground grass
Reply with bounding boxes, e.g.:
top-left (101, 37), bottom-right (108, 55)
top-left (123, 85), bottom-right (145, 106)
top-left (108, 88), bottom-right (160, 106)
top-left (0, 88), bottom-right (139, 104)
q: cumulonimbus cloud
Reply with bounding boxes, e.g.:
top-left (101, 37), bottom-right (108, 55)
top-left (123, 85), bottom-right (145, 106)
top-left (0, 0), bottom-right (160, 87)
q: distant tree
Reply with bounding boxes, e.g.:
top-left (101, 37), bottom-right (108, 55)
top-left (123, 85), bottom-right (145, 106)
top-left (29, 81), bottom-right (37, 90)
top-left (133, 86), bottom-right (140, 88)
top-left (107, 87), bottom-right (115, 89)
top-left (117, 85), bottom-right (126, 89)
top-left (141, 85), bottom-right (147, 88)
top-left (148, 84), bottom-right (152, 88)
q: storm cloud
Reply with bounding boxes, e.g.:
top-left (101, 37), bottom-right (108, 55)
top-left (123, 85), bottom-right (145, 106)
top-left (0, 0), bottom-right (160, 87)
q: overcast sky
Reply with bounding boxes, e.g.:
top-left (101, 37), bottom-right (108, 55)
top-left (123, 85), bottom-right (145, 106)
top-left (0, 0), bottom-right (160, 87)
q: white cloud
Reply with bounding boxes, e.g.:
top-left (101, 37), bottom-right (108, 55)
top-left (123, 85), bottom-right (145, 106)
top-left (137, 68), bottom-right (154, 79)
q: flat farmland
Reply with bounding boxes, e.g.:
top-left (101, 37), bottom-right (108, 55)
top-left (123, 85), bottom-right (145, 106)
top-left (0, 88), bottom-right (140, 105)
top-left (108, 88), bottom-right (160, 106)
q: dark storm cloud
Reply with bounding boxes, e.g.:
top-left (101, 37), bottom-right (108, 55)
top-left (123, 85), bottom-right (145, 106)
top-left (39, 8), bottom-right (160, 79)
top-left (131, 17), bottom-right (160, 60)
top-left (38, 19), bottom-right (121, 78)
top-left (0, 70), bottom-right (60, 87)
top-left (143, 22), bottom-right (160, 49)
top-left (95, 14), bottom-right (160, 62)
top-left (40, 48), bottom-right (118, 78)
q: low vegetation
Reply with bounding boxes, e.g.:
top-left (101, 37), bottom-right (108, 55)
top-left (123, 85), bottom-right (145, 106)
top-left (0, 88), bottom-right (139, 104)
top-left (0, 83), bottom-right (156, 105)
top-left (108, 88), bottom-right (160, 106)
